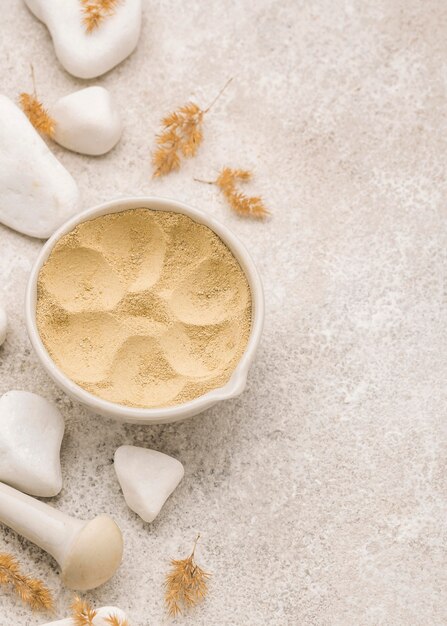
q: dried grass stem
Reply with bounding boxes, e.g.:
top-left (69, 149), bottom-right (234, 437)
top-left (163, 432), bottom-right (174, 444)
top-left (164, 535), bottom-right (211, 617)
top-left (0, 553), bottom-right (53, 612)
top-left (152, 79), bottom-right (233, 177)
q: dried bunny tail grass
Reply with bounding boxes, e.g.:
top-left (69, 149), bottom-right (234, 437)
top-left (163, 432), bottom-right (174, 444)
top-left (152, 78), bottom-right (233, 177)
top-left (153, 103), bottom-right (204, 177)
top-left (80, 0), bottom-right (121, 33)
top-left (0, 553), bottom-right (53, 612)
top-left (82, 6), bottom-right (102, 33)
top-left (72, 597), bottom-right (130, 625)
top-left (96, 0), bottom-right (121, 8)
top-left (105, 615), bottom-right (130, 626)
top-left (19, 92), bottom-right (55, 137)
top-left (215, 167), bottom-right (269, 219)
top-left (165, 534), bottom-right (211, 617)
top-left (71, 596), bottom-right (97, 625)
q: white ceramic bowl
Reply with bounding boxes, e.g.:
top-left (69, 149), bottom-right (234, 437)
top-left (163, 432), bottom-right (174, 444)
top-left (26, 196), bottom-right (264, 424)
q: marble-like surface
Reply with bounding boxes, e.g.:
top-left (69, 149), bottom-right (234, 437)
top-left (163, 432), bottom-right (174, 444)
top-left (0, 1), bottom-right (446, 624)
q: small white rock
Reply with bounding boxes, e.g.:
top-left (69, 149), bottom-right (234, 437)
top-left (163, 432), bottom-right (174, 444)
top-left (51, 86), bottom-right (123, 156)
top-left (24, 0), bottom-right (142, 79)
top-left (0, 391), bottom-right (64, 497)
top-left (0, 95), bottom-right (79, 239)
top-left (41, 606), bottom-right (128, 626)
top-left (114, 446), bottom-right (184, 523)
top-left (0, 307), bottom-right (6, 346)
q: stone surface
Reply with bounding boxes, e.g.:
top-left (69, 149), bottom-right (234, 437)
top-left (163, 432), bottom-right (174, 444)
top-left (0, 391), bottom-right (64, 497)
top-left (24, 0), bottom-right (142, 79)
top-left (0, 95), bottom-right (80, 239)
top-left (1, 1), bottom-right (447, 624)
top-left (41, 606), bottom-right (127, 625)
top-left (114, 446), bottom-right (184, 522)
top-left (51, 86), bottom-right (123, 156)
top-left (0, 307), bottom-right (6, 347)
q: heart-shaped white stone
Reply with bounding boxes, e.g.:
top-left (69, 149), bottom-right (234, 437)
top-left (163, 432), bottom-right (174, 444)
top-left (0, 307), bottom-right (6, 346)
top-left (24, 0), bottom-right (142, 79)
top-left (0, 95), bottom-right (80, 239)
top-left (41, 606), bottom-right (128, 626)
top-left (0, 391), bottom-right (64, 497)
top-left (51, 86), bottom-right (123, 156)
top-left (114, 446), bottom-right (184, 523)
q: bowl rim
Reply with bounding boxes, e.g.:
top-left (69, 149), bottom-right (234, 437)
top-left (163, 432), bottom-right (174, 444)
top-left (25, 195), bottom-right (264, 423)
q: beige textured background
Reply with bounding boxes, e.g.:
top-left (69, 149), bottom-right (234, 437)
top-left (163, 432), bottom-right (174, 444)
top-left (1, 1), bottom-right (447, 624)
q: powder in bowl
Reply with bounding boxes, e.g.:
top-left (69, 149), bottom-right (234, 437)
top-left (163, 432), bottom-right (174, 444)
top-left (36, 208), bottom-right (252, 408)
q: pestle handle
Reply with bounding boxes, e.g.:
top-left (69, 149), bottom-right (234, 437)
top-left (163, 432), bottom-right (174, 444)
top-left (0, 482), bottom-right (123, 590)
top-left (0, 481), bottom-right (84, 565)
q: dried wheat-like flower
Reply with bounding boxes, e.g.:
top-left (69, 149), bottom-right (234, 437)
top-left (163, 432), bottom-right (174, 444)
top-left (0, 553), bottom-right (53, 612)
top-left (165, 535), bottom-right (211, 617)
top-left (216, 167), bottom-right (269, 218)
top-left (19, 92), bottom-right (55, 137)
top-left (80, 0), bottom-right (121, 33)
top-left (71, 596), bottom-right (97, 625)
top-left (105, 614), bottom-right (130, 626)
top-left (72, 597), bottom-right (130, 625)
top-left (153, 103), bottom-right (203, 177)
top-left (152, 79), bottom-right (233, 177)
top-left (196, 167), bottom-right (269, 219)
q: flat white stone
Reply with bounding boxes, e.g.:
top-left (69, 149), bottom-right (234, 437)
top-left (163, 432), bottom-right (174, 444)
top-left (0, 391), bottom-right (64, 497)
top-left (114, 446), bottom-right (184, 523)
top-left (51, 86), bottom-right (123, 156)
top-left (0, 308), bottom-right (6, 347)
top-left (0, 95), bottom-right (80, 239)
top-left (24, 0), bottom-right (142, 79)
top-left (41, 606), bottom-right (128, 625)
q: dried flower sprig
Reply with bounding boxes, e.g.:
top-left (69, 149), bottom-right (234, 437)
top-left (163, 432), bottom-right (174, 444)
top-left (105, 614), bottom-right (130, 626)
top-left (19, 65), bottom-right (55, 138)
top-left (165, 534), bottom-right (211, 617)
top-left (80, 0), bottom-right (121, 33)
top-left (71, 596), bottom-right (129, 625)
top-left (0, 553), bottom-right (53, 612)
top-left (195, 167), bottom-right (270, 219)
top-left (19, 93), bottom-right (55, 137)
top-left (217, 168), bottom-right (269, 218)
top-left (152, 79), bottom-right (233, 177)
top-left (71, 596), bottom-right (97, 625)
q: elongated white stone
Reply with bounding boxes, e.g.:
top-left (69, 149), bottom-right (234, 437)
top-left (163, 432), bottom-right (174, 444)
top-left (0, 307), bottom-right (6, 346)
top-left (0, 391), bottom-right (64, 497)
top-left (41, 606), bottom-right (128, 625)
top-left (51, 86), bottom-right (123, 156)
top-left (114, 446), bottom-right (184, 523)
top-left (0, 95), bottom-right (79, 239)
top-left (24, 0), bottom-right (142, 79)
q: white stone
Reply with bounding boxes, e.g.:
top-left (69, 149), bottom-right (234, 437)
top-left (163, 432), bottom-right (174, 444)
top-left (51, 86), bottom-right (123, 156)
top-left (0, 308), bottom-right (6, 347)
top-left (24, 0), bottom-right (142, 79)
top-left (0, 391), bottom-right (64, 497)
top-left (114, 446), bottom-right (184, 523)
top-left (41, 606), bottom-right (128, 625)
top-left (0, 95), bottom-right (80, 239)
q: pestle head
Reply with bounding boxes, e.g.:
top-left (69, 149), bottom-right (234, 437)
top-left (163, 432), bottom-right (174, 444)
top-left (61, 514), bottom-right (123, 590)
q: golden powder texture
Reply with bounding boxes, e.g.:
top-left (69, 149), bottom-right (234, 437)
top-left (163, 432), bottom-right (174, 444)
top-left (36, 208), bottom-right (252, 408)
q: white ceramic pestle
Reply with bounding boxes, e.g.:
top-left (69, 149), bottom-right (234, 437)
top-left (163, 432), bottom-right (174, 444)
top-left (0, 482), bottom-right (123, 590)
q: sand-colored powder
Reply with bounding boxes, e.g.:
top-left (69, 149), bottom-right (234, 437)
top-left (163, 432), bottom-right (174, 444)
top-left (36, 208), bottom-right (252, 408)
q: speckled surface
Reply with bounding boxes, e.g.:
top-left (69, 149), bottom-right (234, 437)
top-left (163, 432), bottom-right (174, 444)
top-left (0, 1), bottom-right (446, 624)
